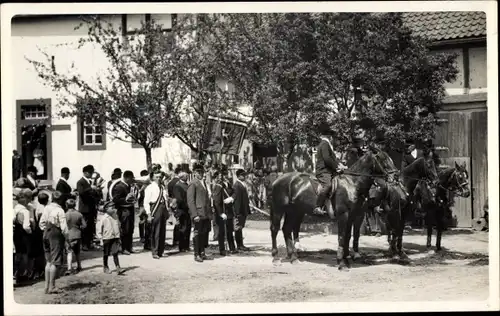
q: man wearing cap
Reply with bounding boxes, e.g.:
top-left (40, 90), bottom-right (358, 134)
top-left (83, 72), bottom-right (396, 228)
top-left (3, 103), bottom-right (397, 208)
top-left (224, 169), bottom-right (251, 252)
top-left (313, 122), bottom-right (347, 216)
top-left (110, 170), bottom-right (136, 255)
top-left (173, 171), bottom-right (192, 252)
top-left (56, 167), bottom-right (72, 211)
top-left (143, 169), bottom-right (169, 259)
top-left (77, 165), bottom-right (99, 250)
top-left (187, 163), bottom-right (212, 262)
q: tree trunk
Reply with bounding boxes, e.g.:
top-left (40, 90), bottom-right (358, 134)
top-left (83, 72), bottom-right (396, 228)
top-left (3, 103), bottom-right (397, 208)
top-left (144, 146), bottom-right (152, 170)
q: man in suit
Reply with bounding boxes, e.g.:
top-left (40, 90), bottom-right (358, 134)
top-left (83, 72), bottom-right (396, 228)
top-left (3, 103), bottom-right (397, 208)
top-left (26, 166), bottom-right (39, 196)
top-left (12, 150), bottom-right (23, 182)
top-left (313, 122), bottom-right (347, 216)
top-left (264, 165), bottom-right (279, 210)
top-left (106, 168), bottom-right (122, 201)
top-left (143, 169), bottom-right (169, 259)
top-left (77, 165), bottom-right (99, 250)
top-left (224, 169), bottom-right (251, 252)
top-left (137, 169), bottom-right (151, 249)
top-left (167, 167), bottom-right (181, 246)
top-left (187, 164), bottom-right (212, 262)
top-left (110, 170), bottom-right (136, 255)
top-left (401, 139), bottom-right (424, 170)
top-left (173, 171), bottom-right (191, 252)
top-left (55, 167), bottom-right (73, 211)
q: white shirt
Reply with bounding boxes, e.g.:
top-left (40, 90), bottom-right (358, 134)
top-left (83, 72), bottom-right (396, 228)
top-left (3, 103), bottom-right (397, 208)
top-left (411, 148), bottom-right (418, 159)
top-left (143, 182), bottom-right (168, 216)
top-left (59, 177), bottom-right (69, 184)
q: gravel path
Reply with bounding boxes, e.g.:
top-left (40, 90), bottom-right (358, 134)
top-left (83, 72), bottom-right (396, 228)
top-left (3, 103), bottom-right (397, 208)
top-left (12, 222), bottom-right (489, 304)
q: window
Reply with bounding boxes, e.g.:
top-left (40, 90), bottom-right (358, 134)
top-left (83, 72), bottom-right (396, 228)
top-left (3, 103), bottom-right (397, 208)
top-left (77, 115), bottom-right (106, 151)
top-left (21, 105), bottom-right (48, 120)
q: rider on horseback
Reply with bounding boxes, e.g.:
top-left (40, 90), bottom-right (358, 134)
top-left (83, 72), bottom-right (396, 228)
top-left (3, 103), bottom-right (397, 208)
top-left (313, 122), bottom-right (348, 216)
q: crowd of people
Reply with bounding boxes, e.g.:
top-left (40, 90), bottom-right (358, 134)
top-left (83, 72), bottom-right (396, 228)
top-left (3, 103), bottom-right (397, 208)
top-left (12, 159), bottom-right (280, 294)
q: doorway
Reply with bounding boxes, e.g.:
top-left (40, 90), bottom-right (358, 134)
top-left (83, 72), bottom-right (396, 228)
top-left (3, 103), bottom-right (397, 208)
top-left (16, 99), bottom-right (53, 181)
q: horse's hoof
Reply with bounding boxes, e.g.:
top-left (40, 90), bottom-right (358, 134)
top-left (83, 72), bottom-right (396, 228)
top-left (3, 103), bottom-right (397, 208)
top-left (338, 264), bottom-right (350, 271)
top-left (436, 247), bottom-right (442, 252)
top-left (391, 254), bottom-right (401, 263)
top-left (290, 258), bottom-right (300, 265)
top-left (352, 252), bottom-right (362, 261)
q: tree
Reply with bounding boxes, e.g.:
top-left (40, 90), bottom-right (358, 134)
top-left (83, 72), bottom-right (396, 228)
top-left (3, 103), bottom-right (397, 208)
top-left (27, 15), bottom-right (188, 168)
top-left (200, 13), bottom-right (327, 171)
top-left (170, 14), bottom-right (240, 162)
top-left (313, 13), bottom-right (458, 150)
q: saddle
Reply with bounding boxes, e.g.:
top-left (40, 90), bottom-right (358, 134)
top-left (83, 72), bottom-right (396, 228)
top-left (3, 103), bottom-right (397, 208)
top-left (309, 175), bottom-right (339, 219)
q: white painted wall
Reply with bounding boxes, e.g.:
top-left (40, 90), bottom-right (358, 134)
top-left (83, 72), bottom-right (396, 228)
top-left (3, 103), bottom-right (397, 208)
top-left (11, 15), bottom-right (251, 188)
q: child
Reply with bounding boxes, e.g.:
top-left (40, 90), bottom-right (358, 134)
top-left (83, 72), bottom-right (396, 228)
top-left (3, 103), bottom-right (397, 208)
top-left (13, 189), bottom-right (33, 283)
top-left (65, 199), bottom-right (86, 275)
top-left (96, 201), bottom-right (124, 274)
top-left (29, 192), bottom-right (49, 280)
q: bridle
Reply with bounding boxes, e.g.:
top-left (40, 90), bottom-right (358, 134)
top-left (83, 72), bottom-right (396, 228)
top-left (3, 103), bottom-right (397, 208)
top-left (439, 168), bottom-right (470, 197)
top-left (342, 149), bottom-right (399, 183)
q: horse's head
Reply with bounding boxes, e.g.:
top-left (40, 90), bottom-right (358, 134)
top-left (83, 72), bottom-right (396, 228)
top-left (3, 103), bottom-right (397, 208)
top-left (367, 145), bottom-right (399, 183)
top-left (448, 161), bottom-right (470, 198)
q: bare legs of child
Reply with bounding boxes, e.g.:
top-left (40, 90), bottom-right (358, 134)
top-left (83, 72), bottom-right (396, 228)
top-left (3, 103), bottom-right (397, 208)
top-left (103, 254), bottom-right (123, 275)
top-left (44, 263), bottom-right (59, 294)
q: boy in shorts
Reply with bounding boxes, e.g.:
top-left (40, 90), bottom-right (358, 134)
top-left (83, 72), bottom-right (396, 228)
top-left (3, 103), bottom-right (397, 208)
top-left (96, 201), bottom-right (124, 274)
top-left (65, 199), bottom-right (86, 275)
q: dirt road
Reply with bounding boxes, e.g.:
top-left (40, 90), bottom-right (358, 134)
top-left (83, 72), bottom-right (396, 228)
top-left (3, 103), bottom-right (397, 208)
top-left (13, 222), bottom-right (489, 304)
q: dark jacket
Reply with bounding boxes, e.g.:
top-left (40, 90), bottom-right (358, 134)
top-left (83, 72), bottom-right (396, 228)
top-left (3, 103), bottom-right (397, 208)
top-left (264, 172), bottom-right (278, 196)
top-left (401, 149), bottom-right (424, 170)
top-left (232, 180), bottom-right (250, 217)
top-left (212, 181), bottom-right (233, 218)
top-left (167, 177), bottom-right (180, 198)
top-left (315, 139), bottom-right (340, 176)
top-left (111, 181), bottom-right (133, 210)
top-left (55, 179), bottom-right (72, 210)
top-left (186, 178), bottom-right (211, 220)
top-left (76, 177), bottom-right (96, 214)
top-left (172, 180), bottom-right (189, 216)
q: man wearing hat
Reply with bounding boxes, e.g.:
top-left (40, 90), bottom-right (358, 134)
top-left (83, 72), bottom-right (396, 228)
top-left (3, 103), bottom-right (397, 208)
top-left (107, 168), bottom-right (122, 201)
top-left (77, 165), bottom-right (99, 250)
top-left (224, 168), bottom-right (251, 252)
top-left (187, 163), bottom-right (212, 262)
top-left (110, 170), bottom-right (137, 255)
top-left (55, 167), bottom-right (73, 212)
top-left (313, 122), bottom-right (347, 216)
top-left (401, 139), bottom-right (424, 170)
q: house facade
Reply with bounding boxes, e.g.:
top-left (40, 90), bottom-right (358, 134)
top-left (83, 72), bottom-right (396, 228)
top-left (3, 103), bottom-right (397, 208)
top-left (11, 13), bottom-right (254, 188)
top-left (403, 11), bottom-right (488, 227)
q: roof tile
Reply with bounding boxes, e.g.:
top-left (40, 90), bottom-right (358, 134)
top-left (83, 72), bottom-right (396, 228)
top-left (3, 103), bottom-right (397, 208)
top-left (403, 11), bottom-right (486, 41)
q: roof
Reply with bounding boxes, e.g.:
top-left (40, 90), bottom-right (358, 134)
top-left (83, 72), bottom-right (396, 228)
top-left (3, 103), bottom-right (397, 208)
top-left (402, 11), bottom-right (486, 42)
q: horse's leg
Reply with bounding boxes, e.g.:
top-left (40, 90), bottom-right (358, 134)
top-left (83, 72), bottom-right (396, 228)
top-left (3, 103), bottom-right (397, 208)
top-left (435, 204), bottom-right (444, 252)
top-left (270, 206), bottom-right (282, 263)
top-left (282, 212), bottom-right (297, 263)
top-left (397, 203), bottom-right (410, 261)
top-left (425, 205), bottom-right (433, 250)
top-left (352, 212), bottom-right (364, 261)
top-left (292, 211), bottom-right (305, 253)
top-left (336, 208), bottom-right (350, 270)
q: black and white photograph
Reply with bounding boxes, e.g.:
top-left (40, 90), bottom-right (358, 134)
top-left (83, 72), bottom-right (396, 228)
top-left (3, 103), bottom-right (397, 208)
top-left (2, 1), bottom-right (498, 314)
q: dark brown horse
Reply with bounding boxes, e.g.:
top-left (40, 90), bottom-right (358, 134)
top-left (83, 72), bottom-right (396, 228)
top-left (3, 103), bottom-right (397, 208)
top-left (270, 146), bottom-right (399, 270)
top-left (423, 162), bottom-right (470, 251)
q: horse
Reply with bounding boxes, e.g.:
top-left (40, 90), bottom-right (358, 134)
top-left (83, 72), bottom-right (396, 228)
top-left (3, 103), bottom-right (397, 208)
top-left (363, 178), bottom-right (410, 261)
top-left (423, 161), bottom-right (470, 251)
top-left (270, 145), bottom-right (399, 270)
